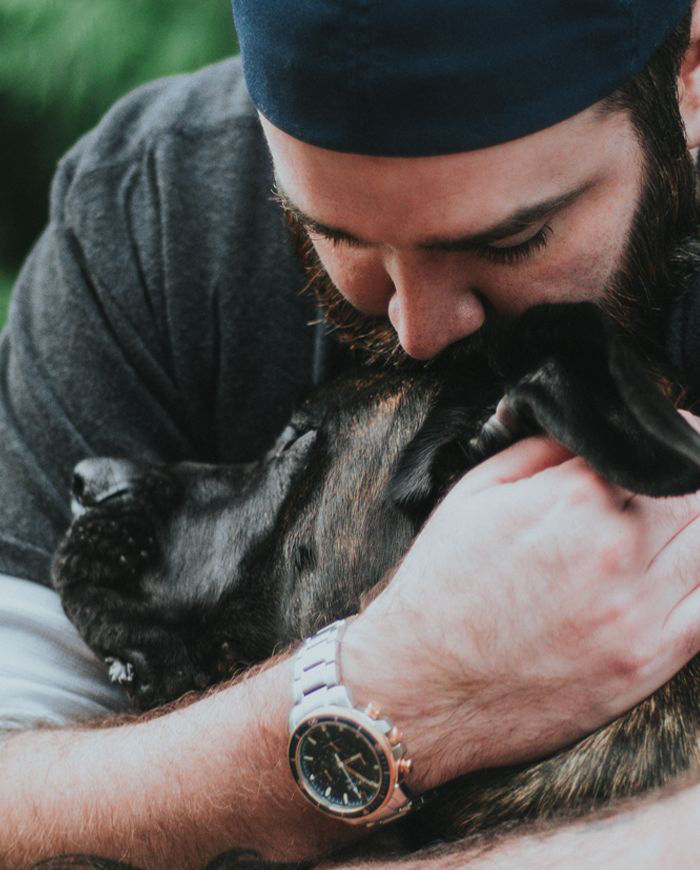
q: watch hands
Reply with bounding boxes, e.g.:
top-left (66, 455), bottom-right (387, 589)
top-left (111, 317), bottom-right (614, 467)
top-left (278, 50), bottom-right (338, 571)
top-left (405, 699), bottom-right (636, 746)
top-left (334, 752), bottom-right (362, 799)
top-left (345, 752), bottom-right (365, 765)
top-left (344, 764), bottom-right (379, 790)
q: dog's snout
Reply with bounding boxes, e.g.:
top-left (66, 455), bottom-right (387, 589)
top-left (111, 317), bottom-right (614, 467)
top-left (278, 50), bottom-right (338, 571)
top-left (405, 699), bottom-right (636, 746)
top-left (72, 457), bottom-right (144, 511)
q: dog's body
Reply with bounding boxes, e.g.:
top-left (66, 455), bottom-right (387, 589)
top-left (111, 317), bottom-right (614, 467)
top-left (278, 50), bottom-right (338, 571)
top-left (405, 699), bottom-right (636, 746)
top-left (52, 301), bottom-right (700, 855)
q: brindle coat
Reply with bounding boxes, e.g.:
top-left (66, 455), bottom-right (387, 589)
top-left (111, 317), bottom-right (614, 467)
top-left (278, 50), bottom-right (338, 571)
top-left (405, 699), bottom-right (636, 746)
top-left (50, 301), bottom-right (700, 863)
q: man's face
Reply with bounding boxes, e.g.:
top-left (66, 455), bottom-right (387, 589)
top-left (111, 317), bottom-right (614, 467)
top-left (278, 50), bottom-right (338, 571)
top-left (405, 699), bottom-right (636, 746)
top-left (262, 104), bottom-right (690, 365)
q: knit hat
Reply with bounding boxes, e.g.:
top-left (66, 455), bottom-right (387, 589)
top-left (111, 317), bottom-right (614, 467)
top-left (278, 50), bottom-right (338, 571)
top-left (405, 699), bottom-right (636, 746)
top-left (232, 0), bottom-right (691, 156)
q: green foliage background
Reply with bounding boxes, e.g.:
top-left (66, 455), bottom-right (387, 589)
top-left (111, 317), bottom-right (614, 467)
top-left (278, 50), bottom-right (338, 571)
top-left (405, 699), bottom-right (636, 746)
top-left (0, 0), bottom-right (239, 327)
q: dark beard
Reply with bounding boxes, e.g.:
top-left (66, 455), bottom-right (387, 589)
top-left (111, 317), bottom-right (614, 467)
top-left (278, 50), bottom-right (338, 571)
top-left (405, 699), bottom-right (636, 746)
top-left (599, 142), bottom-right (699, 374)
top-left (283, 119), bottom-right (699, 376)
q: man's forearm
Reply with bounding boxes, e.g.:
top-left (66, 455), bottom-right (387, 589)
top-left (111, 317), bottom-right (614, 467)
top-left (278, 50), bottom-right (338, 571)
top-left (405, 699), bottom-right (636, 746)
top-left (0, 656), bottom-right (359, 869)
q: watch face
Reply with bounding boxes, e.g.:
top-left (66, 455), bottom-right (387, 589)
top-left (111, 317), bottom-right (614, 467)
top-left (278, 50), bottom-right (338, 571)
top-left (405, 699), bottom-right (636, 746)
top-left (290, 715), bottom-right (392, 817)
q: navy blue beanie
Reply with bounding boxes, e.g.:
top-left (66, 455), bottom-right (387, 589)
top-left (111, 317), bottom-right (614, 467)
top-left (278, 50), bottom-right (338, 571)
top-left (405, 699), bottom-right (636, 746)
top-left (231, 0), bottom-right (691, 157)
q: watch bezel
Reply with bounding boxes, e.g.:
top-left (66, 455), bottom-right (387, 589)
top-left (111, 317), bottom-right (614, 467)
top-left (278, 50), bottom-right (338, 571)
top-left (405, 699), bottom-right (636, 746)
top-left (289, 706), bottom-right (399, 820)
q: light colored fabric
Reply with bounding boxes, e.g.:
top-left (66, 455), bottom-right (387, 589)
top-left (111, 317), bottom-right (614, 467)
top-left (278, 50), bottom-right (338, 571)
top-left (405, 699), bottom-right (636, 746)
top-left (0, 573), bottom-right (128, 735)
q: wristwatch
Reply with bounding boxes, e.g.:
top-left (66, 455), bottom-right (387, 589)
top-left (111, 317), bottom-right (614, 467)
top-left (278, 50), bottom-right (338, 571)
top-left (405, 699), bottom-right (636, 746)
top-left (288, 619), bottom-right (418, 826)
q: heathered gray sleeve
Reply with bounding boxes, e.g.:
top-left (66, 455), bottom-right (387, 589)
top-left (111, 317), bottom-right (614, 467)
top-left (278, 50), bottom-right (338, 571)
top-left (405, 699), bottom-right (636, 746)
top-left (0, 58), bottom-right (320, 588)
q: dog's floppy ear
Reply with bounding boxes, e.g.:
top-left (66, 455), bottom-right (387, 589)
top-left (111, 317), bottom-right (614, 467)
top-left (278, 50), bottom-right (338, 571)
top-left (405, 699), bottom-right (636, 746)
top-left (499, 302), bottom-right (700, 496)
top-left (390, 301), bottom-right (700, 519)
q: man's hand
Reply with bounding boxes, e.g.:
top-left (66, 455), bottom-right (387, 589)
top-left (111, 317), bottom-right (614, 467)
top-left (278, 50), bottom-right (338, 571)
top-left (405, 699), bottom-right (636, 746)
top-left (343, 429), bottom-right (700, 792)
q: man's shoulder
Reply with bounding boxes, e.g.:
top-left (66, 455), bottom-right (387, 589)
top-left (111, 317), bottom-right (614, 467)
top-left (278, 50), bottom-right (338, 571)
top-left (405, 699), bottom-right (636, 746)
top-left (47, 54), bottom-right (280, 285)
top-left (55, 56), bottom-right (257, 198)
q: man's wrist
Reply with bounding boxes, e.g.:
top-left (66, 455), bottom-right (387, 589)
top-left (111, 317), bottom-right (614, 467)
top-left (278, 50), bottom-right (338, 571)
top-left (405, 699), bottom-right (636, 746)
top-left (339, 603), bottom-right (477, 794)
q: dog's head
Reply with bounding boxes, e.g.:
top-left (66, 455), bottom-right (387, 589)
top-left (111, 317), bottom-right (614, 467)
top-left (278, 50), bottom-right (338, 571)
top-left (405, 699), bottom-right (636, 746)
top-left (52, 371), bottom-right (437, 707)
top-left (52, 302), bottom-right (700, 708)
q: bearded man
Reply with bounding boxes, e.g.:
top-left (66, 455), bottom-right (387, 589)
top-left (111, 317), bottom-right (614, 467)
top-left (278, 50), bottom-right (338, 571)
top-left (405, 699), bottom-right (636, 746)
top-left (3, 1), bottom-right (700, 867)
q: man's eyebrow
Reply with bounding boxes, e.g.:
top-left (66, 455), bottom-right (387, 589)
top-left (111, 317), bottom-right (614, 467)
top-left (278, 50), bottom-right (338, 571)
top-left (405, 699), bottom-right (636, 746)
top-left (273, 178), bottom-right (596, 250)
top-left (421, 180), bottom-right (597, 251)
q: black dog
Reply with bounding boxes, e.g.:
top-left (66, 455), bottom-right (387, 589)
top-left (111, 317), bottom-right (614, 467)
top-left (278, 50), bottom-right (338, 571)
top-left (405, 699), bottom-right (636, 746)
top-left (51, 300), bottom-right (700, 855)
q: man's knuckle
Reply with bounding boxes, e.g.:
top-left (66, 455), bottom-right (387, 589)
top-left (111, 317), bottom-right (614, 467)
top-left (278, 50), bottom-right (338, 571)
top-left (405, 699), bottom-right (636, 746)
top-left (560, 463), bottom-right (614, 508)
top-left (594, 528), bottom-right (637, 577)
top-left (608, 625), bottom-right (656, 680)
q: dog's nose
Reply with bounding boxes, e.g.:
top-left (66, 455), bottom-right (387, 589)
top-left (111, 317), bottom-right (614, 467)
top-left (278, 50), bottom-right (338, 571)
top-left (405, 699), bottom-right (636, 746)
top-left (72, 457), bottom-right (144, 511)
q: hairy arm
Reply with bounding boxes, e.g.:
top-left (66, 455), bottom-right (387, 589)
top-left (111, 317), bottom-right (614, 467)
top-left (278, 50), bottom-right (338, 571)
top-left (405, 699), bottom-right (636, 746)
top-left (1, 658), bottom-right (360, 869)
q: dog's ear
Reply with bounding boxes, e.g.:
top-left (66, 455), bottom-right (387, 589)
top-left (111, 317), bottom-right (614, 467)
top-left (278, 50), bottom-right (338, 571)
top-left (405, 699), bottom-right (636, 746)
top-left (499, 302), bottom-right (700, 496)
top-left (389, 301), bottom-right (700, 518)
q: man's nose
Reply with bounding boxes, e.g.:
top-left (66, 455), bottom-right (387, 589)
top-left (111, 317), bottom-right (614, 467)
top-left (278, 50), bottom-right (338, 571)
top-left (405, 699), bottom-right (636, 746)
top-left (384, 252), bottom-right (486, 359)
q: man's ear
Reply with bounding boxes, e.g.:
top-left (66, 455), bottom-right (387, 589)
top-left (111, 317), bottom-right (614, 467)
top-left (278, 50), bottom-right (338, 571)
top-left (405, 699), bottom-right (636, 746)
top-left (679, 1), bottom-right (700, 147)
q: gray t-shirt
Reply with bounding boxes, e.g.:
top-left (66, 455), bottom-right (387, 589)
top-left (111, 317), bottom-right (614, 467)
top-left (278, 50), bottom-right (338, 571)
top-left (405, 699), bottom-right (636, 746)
top-left (0, 57), bottom-right (344, 589)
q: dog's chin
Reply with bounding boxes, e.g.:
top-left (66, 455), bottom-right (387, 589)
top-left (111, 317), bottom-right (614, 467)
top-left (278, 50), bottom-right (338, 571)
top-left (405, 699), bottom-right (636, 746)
top-left (53, 504), bottom-right (239, 709)
top-left (52, 500), bottom-right (161, 688)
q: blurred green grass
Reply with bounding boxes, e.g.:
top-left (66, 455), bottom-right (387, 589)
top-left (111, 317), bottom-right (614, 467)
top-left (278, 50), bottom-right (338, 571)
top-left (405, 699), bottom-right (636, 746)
top-left (0, 0), bottom-right (238, 320)
top-left (0, 1), bottom-right (237, 120)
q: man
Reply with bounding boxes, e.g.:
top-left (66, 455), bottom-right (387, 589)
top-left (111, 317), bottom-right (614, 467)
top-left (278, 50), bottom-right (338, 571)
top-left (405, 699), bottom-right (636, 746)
top-left (2, 1), bottom-right (700, 866)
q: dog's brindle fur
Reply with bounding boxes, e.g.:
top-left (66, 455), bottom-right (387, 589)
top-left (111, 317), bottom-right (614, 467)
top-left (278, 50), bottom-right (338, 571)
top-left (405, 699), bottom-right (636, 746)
top-left (50, 300), bottom-right (700, 862)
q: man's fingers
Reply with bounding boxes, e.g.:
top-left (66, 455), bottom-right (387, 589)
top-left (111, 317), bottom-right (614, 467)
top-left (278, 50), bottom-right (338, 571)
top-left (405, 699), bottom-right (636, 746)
top-left (643, 501), bottom-right (700, 600)
top-left (454, 435), bottom-right (574, 498)
top-left (678, 408), bottom-right (700, 433)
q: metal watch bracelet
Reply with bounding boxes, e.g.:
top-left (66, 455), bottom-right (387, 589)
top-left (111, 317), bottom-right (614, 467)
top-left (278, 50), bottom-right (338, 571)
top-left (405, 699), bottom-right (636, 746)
top-left (289, 619), bottom-right (420, 825)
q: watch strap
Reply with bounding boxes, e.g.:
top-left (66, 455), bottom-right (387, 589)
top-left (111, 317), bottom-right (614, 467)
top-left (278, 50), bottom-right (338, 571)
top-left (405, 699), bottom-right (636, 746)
top-left (289, 619), bottom-right (420, 826)
top-left (290, 619), bottom-right (352, 730)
